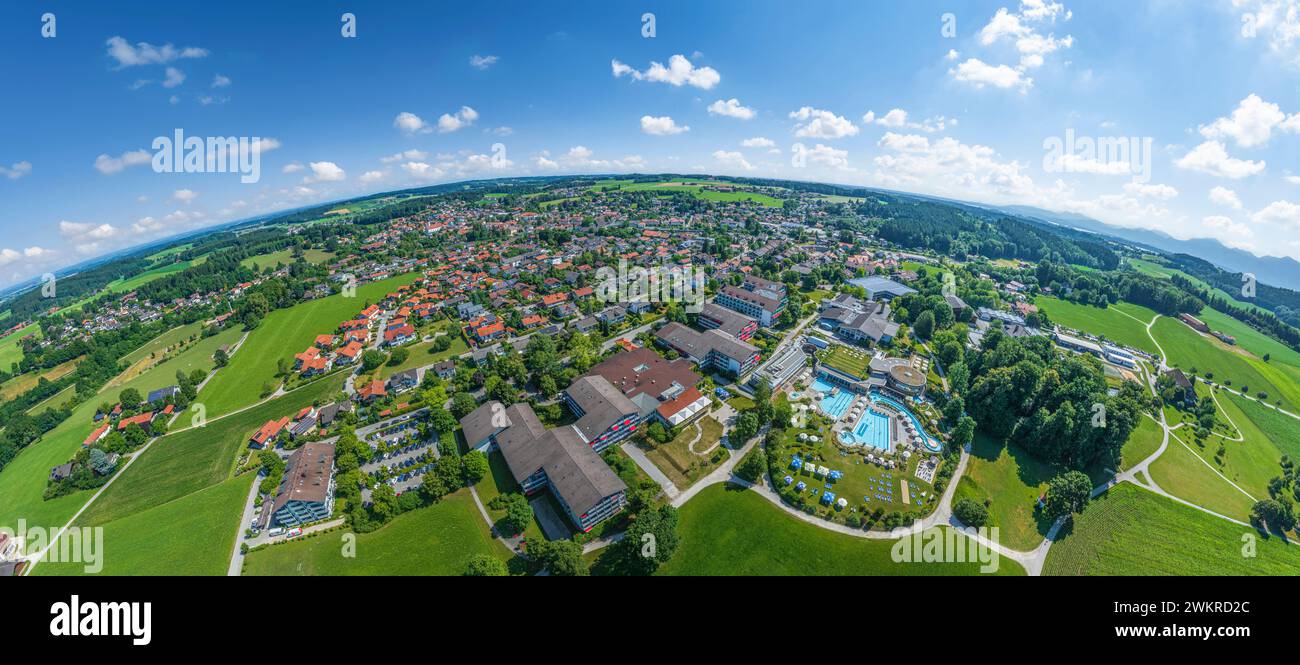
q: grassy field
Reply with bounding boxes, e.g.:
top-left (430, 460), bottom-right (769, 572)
top-left (34, 475), bottom-right (254, 576)
top-left (474, 451), bottom-right (547, 544)
top-left (611, 178), bottom-right (784, 207)
top-left (105, 326), bottom-right (242, 394)
top-left (0, 356), bottom-right (81, 401)
top-left (26, 384), bottom-right (78, 416)
top-left (818, 344), bottom-right (872, 380)
top-left (0, 323), bottom-right (38, 370)
top-left (648, 484), bottom-right (1023, 575)
top-left (77, 374), bottom-right (346, 527)
top-left (1034, 296), bottom-right (1159, 355)
top-left (105, 259), bottom-right (203, 294)
top-left (1147, 428), bottom-right (1256, 521)
top-left (642, 415), bottom-right (727, 491)
top-left (1151, 314), bottom-right (1299, 414)
top-left (0, 323), bottom-right (247, 533)
top-left (1118, 416), bottom-right (1164, 471)
top-left (199, 273), bottom-right (418, 417)
top-left (243, 490), bottom-right (513, 575)
top-left (240, 248), bottom-right (335, 271)
top-left (1043, 482), bottom-right (1300, 575)
top-left (365, 334), bottom-right (467, 383)
top-left (953, 433), bottom-right (1061, 550)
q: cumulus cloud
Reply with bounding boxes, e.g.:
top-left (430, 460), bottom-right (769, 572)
top-left (393, 111), bottom-right (432, 135)
top-left (1252, 200), bottom-right (1300, 229)
top-left (160, 67), bottom-right (185, 88)
top-left (0, 161), bottom-right (31, 180)
top-left (211, 74), bottom-right (231, 88)
top-left (1209, 185), bottom-right (1244, 210)
top-left (1123, 182), bottom-right (1179, 199)
top-left (94, 149), bottom-right (151, 175)
top-left (359, 170), bottom-right (385, 184)
top-left (742, 137), bottom-right (776, 148)
top-left (469, 54), bottom-right (499, 70)
top-left (949, 58), bottom-right (1032, 91)
top-left (707, 98), bottom-right (756, 120)
top-left (105, 36), bottom-right (208, 67)
top-left (171, 188), bottom-right (198, 204)
top-left (611, 54), bottom-right (720, 89)
top-left (1198, 93), bottom-right (1300, 148)
top-left (1174, 141), bottom-right (1266, 179)
top-left (282, 162), bottom-right (304, 173)
top-left (712, 150), bottom-right (755, 171)
top-left (864, 108), bottom-right (955, 133)
top-left (304, 161), bottom-right (346, 182)
top-left (872, 132), bottom-right (1036, 200)
top-left (380, 149), bottom-right (429, 164)
top-left (0, 246), bottom-right (52, 269)
top-left (801, 143), bottom-right (851, 169)
top-left (641, 115), bottom-right (689, 135)
top-left (437, 106), bottom-right (478, 133)
top-left (789, 107), bottom-right (858, 139)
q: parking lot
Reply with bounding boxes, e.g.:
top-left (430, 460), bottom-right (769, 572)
top-left (359, 439), bottom-right (440, 504)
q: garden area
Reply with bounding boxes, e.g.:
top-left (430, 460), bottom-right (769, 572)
top-left (817, 344), bottom-right (872, 380)
top-left (639, 414), bottom-right (728, 491)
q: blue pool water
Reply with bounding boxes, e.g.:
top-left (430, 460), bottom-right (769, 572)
top-left (849, 408), bottom-right (892, 451)
top-left (874, 393), bottom-right (941, 452)
top-left (811, 376), bottom-right (853, 419)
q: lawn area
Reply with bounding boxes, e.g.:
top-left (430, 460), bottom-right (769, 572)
top-left (952, 433), bottom-right (1063, 550)
top-left (0, 322), bottom-right (250, 533)
top-left (615, 179), bottom-right (784, 207)
top-left (0, 356), bottom-right (81, 401)
top-left (647, 483), bottom-right (1023, 575)
top-left (1147, 427), bottom-right (1256, 521)
top-left (1034, 296), bottom-right (1159, 355)
top-left (818, 344), bottom-right (872, 380)
top-left (641, 415), bottom-right (728, 490)
top-left (34, 474), bottom-right (254, 576)
top-left (1151, 314), bottom-right (1299, 414)
top-left (367, 334), bottom-right (468, 382)
top-left (105, 325), bottom-right (242, 394)
top-left (199, 273), bottom-right (419, 417)
top-left (0, 323), bottom-right (38, 370)
top-left (105, 259), bottom-right (200, 294)
top-left (1118, 416), bottom-right (1164, 470)
top-left (242, 490), bottom-right (515, 575)
top-left (473, 451), bottom-right (547, 544)
top-left (239, 248), bottom-right (335, 271)
top-left (1043, 482), bottom-right (1300, 575)
top-left (26, 384), bottom-right (78, 415)
top-left (77, 374), bottom-right (346, 527)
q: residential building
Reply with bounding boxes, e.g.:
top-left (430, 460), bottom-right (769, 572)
top-left (698, 302), bottom-right (758, 341)
top-left (563, 375), bottom-right (641, 451)
top-left (271, 442), bottom-right (336, 527)
top-left (249, 416), bottom-right (290, 449)
top-left (654, 322), bottom-right (761, 377)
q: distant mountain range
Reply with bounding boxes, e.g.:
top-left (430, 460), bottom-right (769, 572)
top-left (996, 205), bottom-right (1300, 292)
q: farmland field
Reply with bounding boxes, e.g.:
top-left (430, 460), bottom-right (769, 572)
top-left (1043, 483), bottom-right (1300, 575)
top-left (0, 323), bottom-right (250, 533)
top-left (647, 483), bottom-right (1024, 576)
top-left (240, 248), bottom-right (335, 271)
top-left (34, 474), bottom-right (255, 576)
top-left (1151, 314), bottom-right (1299, 414)
top-left (1034, 296), bottom-right (1158, 355)
top-left (242, 490), bottom-right (514, 576)
top-left (1147, 427), bottom-right (1256, 521)
top-left (0, 356), bottom-right (81, 401)
top-left (198, 273), bottom-right (419, 417)
top-left (0, 323), bottom-right (39, 370)
top-left (953, 434), bottom-right (1064, 550)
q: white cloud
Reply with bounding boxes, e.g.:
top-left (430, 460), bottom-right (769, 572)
top-left (712, 150), bottom-right (755, 171)
top-left (1198, 93), bottom-right (1299, 148)
top-left (437, 106), bottom-right (478, 133)
top-left (641, 115), bottom-right (689, 135)
top-left (611, 54), bottom-right (720, 89)
top-left (394, 111), bottom-right (432, 135)
top-left (485, 126), bottom-right (513, 136)
top-left (707, 98), bottom-right (755, 120)
top-left (171, 188), bottom-right (198, 204)
top-left (0, 161), bottom-right (31, 180)
top-left (359, 170), bottom-right (385, 184)
top-left (305, 161), bottom-right (346, 182)
top-left (94, 149), bottom-right (151, 175)
top-left (803, 144), bottom-right (851, 169)
top-left (402, 162), bottom-right (445, 180)
top-left (1208, 185), bottom-right (1244, 209)
top-left (1124, 182), bottom-right (1179, 199)
top-left (282, 162), bottom-right (304, 173)
top-left (534, 154), bottom-right (559, 170)
top-left (873, 132), bottom-right (1037, 200)
top-left (105, 36), bottom-right (207, 67)
top-left (1174, 141), bottom-right (1266, 179)
top-left (1252, 200), bottom-right (1300, 229)
top-left (742, 137), bottom-right (776, 148)
top-left (949, 58), bottom-right (1033, 91)
top-left (212, 74), bottom-right (231, 88)
top-left (789, 107), bottom-right (858, 139)
top-left (554, 146), bottom-right (645, 171)
top-left (864, 108), bottom-right (954, 133)
top-left (469, 54), bottom-right (499, 70)
top-left (0, 246), bottom-right (53, 268)
top-left (380, 149), bottom-right (429, 164)
top-left (161, 67), bottom-right (186, 88)
top-left (1202, 215), bottom-right (1255, 247)
top-left (945, 49), bottom-right (961, 61)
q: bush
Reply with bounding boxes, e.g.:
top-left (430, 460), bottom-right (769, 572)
top-left (735, 447), bottom-right (767, 483)
top-left (953, 498), bottom-right (989, 527)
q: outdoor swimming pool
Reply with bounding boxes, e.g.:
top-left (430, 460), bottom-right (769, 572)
top-left (811, 376), bottom-right (854, 419)
top-left (843, 407), bottom-right (891, 451)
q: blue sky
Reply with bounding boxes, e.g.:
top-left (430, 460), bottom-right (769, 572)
top-left (2, 0), bottom-right (1300, 285)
